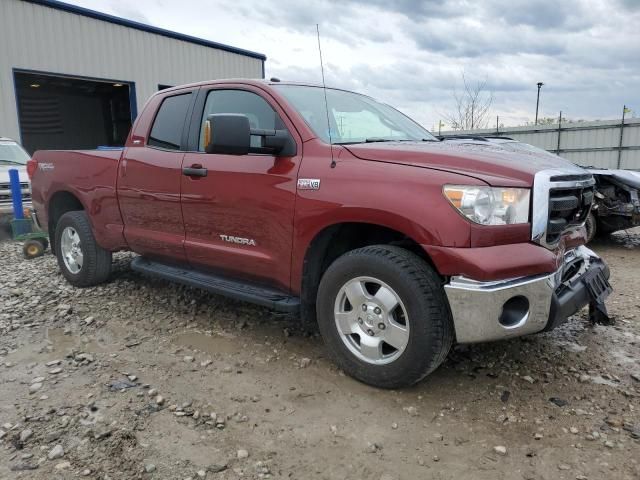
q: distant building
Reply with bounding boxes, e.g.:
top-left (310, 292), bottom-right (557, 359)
top-left (0, 0), bottom-right (266, 153)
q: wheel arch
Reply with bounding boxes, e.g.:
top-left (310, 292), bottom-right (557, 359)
top-left (298, 221), bottom-right (438, 324)
top-left (47, 190), bottom-right (86, 252)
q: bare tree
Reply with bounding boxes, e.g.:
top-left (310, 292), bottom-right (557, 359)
top-left (443, 72), bottom-right (493, 131)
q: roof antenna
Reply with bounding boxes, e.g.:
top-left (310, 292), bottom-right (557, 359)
top-left (316, 24), bottom-right (336, 168)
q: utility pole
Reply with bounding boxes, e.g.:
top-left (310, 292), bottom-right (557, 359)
top-left (617, 105), bottom-right (629, 169)
top-left (535, 82), bottom-right (544, 125)
top-left (496, 115), bottom-right (499, 134)
top-left (556, 111), bottom-right (562, 154)
top-left (438, 120), bottom-right (443, 136)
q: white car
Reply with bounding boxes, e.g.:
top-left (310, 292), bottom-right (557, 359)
top-left (0, 137), bottom-right (31, 220)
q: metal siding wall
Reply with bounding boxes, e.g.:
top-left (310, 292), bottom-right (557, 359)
top-left (442, 119), bottom-right (640, 170)
top-left (0, 0), bottom-right (263, 142)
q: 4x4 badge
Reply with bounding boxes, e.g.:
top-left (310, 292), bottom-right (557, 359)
top-left (297, 178), bottom-right (321, 190)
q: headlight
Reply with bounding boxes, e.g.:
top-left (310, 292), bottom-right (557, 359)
top-left (443, 185), bottom-right (530, 225)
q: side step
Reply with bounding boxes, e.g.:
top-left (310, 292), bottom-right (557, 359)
top-left (130, 257), bottom-right (300, 313)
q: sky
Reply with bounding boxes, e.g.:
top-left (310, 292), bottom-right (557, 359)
top-left (68, 0), bottom-right (640, 130)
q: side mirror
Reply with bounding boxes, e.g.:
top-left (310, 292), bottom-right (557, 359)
top-left (204, 114), bottom-right (251, 155)
top-left (204, 113), bottom-right (297, 157)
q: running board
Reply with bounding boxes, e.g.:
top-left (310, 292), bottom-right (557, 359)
top-left (130, 257), bottom-right (300, 313)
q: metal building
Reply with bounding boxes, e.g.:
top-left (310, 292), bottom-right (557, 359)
top-left (0, 0), bottom-right (266, 153)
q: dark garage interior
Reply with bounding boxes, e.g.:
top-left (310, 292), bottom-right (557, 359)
top-left (14, 71), bottom-right (133, 154)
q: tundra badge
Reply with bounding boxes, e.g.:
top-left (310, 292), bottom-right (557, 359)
top-left (297, 178), bottom-right (321, 190)
top-left (219, 234), bottom-right (256, 246)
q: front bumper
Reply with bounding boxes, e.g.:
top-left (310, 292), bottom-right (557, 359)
top-left (444, 246), bottom-right (610, 343)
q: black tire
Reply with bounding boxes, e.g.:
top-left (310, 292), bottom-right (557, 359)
top-left (585, 212), bottom-right (596, 243)
top-left (55, 211), bottom-right (112, 287)
top-left (41, 238), bottom-right (49, 252)
top-left (23, 239), bottom-right (45, 259)
top-left (316, 245), bottom-right (454, 388)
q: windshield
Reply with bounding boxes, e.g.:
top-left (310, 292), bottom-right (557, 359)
top-left (0, 141), bottom-right (30, 165)
top-left (275, 85), bottom-right (437, 144)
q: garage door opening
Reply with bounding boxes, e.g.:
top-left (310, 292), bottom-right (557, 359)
top-left (14, 71), bottom-right (134, 154)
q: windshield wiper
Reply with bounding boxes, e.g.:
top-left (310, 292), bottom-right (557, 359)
top-left (0, 160), bottom-right (25, 165)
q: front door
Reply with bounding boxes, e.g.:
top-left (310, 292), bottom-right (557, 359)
top-left (118, 91), bottom-right (194, 262)
top-left (180, 87), bottom-right (301, 291)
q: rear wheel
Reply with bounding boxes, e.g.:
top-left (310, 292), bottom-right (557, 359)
top-left (55, 211), bottom-right (111, 287)
top-left (316, 245), bottom-right (453, 388)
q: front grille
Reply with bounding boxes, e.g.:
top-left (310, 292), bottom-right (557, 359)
top-left (0, 182), bottom-right (31, 205)
top-left (546, 186), bottom-right (594, 244)
top-left (532, 170), bottom-right (595, 249)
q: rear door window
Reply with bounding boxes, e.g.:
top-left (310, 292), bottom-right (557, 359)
top-left (148, 93), bottom-right (192, 150)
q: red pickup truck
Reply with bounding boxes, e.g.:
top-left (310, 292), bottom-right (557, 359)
top-left (29, 79), bottom-right (611, 388)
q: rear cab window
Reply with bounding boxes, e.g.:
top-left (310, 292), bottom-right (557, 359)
top-left (147, 93), bottom-right (192, 150)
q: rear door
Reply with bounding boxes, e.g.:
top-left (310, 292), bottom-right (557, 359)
top-left (180, 86), bottom-right (302, 290)
top-left (118, 91), bottom-right (194, 262)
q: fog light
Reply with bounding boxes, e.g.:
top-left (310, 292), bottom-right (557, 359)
top-left (499, 296), bottom-right (529, 328)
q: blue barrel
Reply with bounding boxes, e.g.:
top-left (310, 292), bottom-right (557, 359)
top-left (9, 168), bottom-right (24, 220)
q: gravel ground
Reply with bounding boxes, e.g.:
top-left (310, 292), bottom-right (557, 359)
top-left (1, 233), bottom-right (639, 480)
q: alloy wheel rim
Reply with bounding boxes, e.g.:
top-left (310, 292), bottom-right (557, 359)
top-left (334, 276), bottom-right (410, 365)
top-left (60, 226), bottom-right (83, 274)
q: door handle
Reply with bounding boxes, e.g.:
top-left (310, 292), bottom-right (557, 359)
top-left (182, 165), bottom-right (208, 177)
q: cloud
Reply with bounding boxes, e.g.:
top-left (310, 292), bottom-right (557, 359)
top-left (73, 0), bottom-right (640, 127)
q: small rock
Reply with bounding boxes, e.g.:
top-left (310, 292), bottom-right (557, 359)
top-left (522, 375), bottom-right (535, 384)
top-left (48, 444), bottom-right (64, 460)
top-left (534, 433), bottom-right (543, 440)
top-left (493, 445), bottom-right (507, 456)
top-left (579, 374), bottom-right (590, 383)
top-left (558, 464), bottom-right (571, 471)
top-left (403, 406), bottom-right (418, 417)
top-left (145, 464), bottom-right (156, 473)
top-left (84, 316), bottom-right (95, 325)
top-left (127, 375), bottom-right (137, 382)
top-left (81, 469), bottom-right (92, 476)
top-left (570, 427), bottom-right (579, 434)
top-left (200, 359), bottom-right (212, 368)
top-left (49, 367), bottom-right (63, 375)
top-left (299, 357), bottom-right (311, 368)
top-left (549, 397), bottom-right (568, 407)
top-left (391, 422), bottom-right (398, 430)
top-left (237, 449), bottom-right (249, 459)
top-left (605, 417), bottom-right (623, 428)
top-left (46, 360), bottom-right (62, 367)
top-left (604, 440), bottom-right (615, 448)
top-left (55, 461), bottom-right (71, 470)
top-left (19, 429), bottom-right (33, 443)
top-left (197, 470), bottom-right (206, 478)
top-left (183, 356), bottom-right (195, 363)
top-left (29, 383), bottom-right (43, 394)
top-left (631, 373), bottom-right (640, 383)
top-left (31, 376), bottom-right (45, 384)
top-left (155, 395), bottom-right (165, 406)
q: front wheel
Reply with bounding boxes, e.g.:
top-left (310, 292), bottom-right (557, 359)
top-left (316, 245), bottom-right (453, 388)
top-left (55, 211), bottom-right (112, 287)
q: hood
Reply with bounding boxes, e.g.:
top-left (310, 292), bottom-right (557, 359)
top-left (343, 140), bottom-right (586, 187)
top-left (0, 165), bottom-right (28, 184)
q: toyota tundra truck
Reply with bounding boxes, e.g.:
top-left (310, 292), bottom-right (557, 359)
top-left (28, 79), bottom-right (612, 388)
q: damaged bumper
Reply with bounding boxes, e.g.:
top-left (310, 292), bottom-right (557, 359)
top-left (444, 246), bottom-right (611, 343)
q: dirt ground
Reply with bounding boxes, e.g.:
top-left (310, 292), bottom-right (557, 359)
top-left (1, 232), bottom-right (639, 480)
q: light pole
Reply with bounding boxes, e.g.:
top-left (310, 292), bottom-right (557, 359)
top-left (535, 82), bottom-right (544, 125)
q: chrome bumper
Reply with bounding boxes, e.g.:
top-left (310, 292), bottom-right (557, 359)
top-left (444, 246), bottom-right (608, 343)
